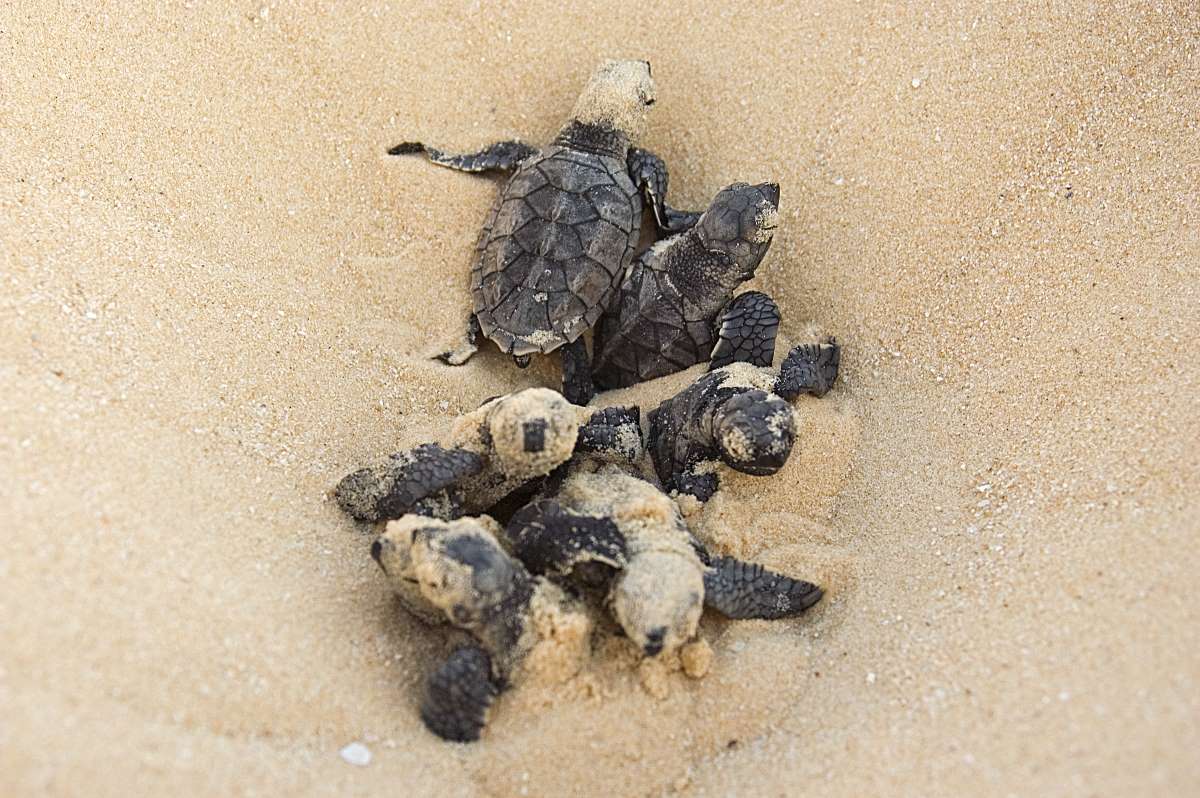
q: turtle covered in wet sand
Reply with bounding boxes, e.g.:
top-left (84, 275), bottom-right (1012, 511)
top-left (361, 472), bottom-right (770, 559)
top-left (372, 515), bottom-right (590, 742)
top-left (390, 59), bottom-right (698, 405)
top-left (506, 466), bottom-right (823, 659)
top-left (334, 388), bottom-right (642, 523)
top-left (592, 181), bottom-right (784, 389)
top-left (648, 339), bottom-right (841, 501)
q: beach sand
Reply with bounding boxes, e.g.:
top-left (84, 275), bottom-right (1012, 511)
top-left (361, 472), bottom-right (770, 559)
top-left (2, 1), bottom-right (1198, 795)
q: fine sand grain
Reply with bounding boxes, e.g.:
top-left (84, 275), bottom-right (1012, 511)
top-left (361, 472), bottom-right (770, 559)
top-left (2, 2), bottom-right (1198, 796)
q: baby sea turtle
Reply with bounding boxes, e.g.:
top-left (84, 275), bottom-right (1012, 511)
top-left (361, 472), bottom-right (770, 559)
top-left (648, 341), bottom-right (841, 501)
top-left (592, 181), bottom-right (783, 389)
top-left (506, 466), bottom-right (823, 659)
top-left (390, 60), bottom-right (698, 405)
top-left (372, 515), bottom-right (590, 742)
top-left (335, 388), bottom-right (641, 522)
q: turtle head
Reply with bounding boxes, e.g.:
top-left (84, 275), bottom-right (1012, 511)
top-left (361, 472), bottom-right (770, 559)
top-left (713, 389), bottom-right (796, 476)
top-left (570, 59), bottom-right (656, 140)
top-left (487, 388), bottom-right (582, 479)
top-left (611, 551), bottom-right (704, 657)
top-left (369, 513), bottom-right (482, 624)
top-left (695, 182), bottom-right (780, 285)
top-left (371, 519), bottom-right (421, 580)
top-left (408, 519), bottom-right (525, 631)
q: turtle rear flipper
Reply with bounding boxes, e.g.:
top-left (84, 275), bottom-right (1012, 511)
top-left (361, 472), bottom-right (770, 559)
top-left (506, 499), bottom-right (628, 577)
top-left (560, 336), bottom-right (595, 406)
top-left (335, 444), bottom-right (484, 522)
top-left (775, 339), bottom-right (840, 399)
top-left (702, 556), bottom-right (823, 619)
top-left (420, 645), bottom-right (501, 743)
top-left (709, 291), bottom-right (781, 370)
top-left (435, 314), bottom-right (482, 366)
top-left (388, 140), bottom-right (539, 173)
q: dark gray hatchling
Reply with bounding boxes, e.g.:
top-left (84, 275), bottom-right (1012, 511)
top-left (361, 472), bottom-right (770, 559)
top-left (592, 181), bottom-right (784, 389)
top-left (506, 466), bottom-right (823, 660)
top-left (648, 340), bottom-right (841, 501)
top-left (371, 515), bottom-right (591, 742)
top-left (390, 60), bottom-right (699, 405)
top-left (335, 388), bottom-right (641, 523)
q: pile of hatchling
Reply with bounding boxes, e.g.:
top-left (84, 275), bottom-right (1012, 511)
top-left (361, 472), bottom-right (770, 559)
top-left (336, 60), bottom-right (842, 742)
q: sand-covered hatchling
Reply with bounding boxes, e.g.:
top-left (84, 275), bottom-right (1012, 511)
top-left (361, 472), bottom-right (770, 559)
top-left (371, 514), bottom-right (591, 741)
top-left (592, 181), bottom-right (785, 389)
top-left (506, 466), bottom-right (823, 660)
top-left (648, 340), bottom-right (841, 501)
top-left (390, 59), bottom-right (698, 404)
top-left (335, 388), bottom-right (642, 522)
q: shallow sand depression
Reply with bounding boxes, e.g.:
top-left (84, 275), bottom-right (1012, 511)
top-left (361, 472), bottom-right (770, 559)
top-left (2, 2), bottom-right (1198, 796)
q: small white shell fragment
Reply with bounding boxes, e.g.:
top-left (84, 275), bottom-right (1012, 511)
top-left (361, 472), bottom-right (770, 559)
top-left (339, 741), bottom-right (372, 767)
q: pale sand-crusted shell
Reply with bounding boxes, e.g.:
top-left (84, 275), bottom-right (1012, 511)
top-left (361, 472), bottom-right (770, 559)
top-left (406, 516), bottom-right (506, 620)
top-left (484, 389), bottom-right (583, 479)
top-left (680, 639), bottom-right (713, 679)
top-left (375, 515), bottom-right (497, 626)
top-left (446, 389), bottom-right (591, 511)
top-left (518, 581), bottom-right (593, 686)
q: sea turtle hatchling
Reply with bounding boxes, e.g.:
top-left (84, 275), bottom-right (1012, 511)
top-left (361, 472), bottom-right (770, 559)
top-left (506, 466), bottom-right (823, 660)
top-left (334, 388), bottom-right (642, 522)
top-left (648, 340), bottom-right (841, 501)
top-left (390, 59), bottom-right (699, 405)
top-left (592, 181), bottom-right (784, 389)
top-left (371, 514), bottom-right (591, 742)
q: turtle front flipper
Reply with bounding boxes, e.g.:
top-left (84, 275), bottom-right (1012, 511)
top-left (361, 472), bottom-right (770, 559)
top-left (702, 556), bottom-right (823, 619)
top-left (388, 140), bottom-right (539, 173)
top-left (709, 291), bottom-right (781, 370)
top-left (420, 644), bottom-right (501, 742)
top-left (671, 465), bottom-right (720, 502)
top-left (627, 147), bottom-right (700, 235)
top-left (775, 339), bottom-right (841, 400)
top-left (506, 499), bottom-right (628, 577)
top-left (335, 444), bottom-right (484, 522)
top-left (575, 405), bottom-right (644, 463)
